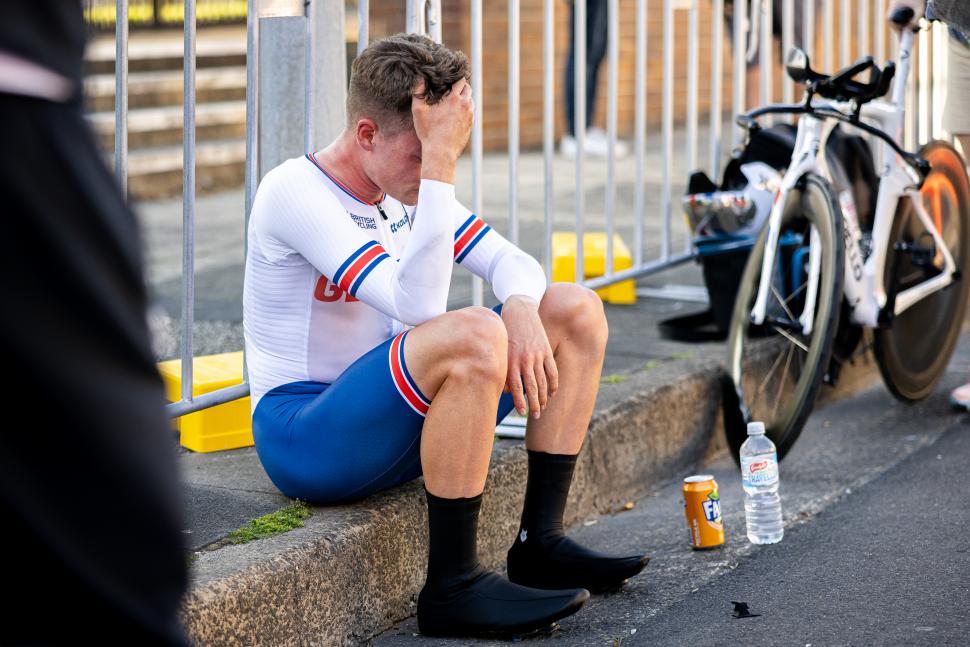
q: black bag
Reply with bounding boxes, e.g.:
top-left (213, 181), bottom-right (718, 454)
top-left (725, 123), bottom-right (878, 223)
top-left (659, 123), bottom-right (878, 342)
top-left (658, 235), bottom-right (755, 342)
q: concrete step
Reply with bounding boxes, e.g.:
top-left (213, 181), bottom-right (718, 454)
top-left (85, 66), bottom-right (247, 113)
top-left (178, 344), bottom-right (880, 646)
top-left (123, 139), bottom-right (246, 200)
top-left (89, 100), bottom-right (246, 150)
top-left (84, 26), bottom-right (247, 75)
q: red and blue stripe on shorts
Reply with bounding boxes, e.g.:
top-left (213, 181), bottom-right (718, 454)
top-left (389, 331), bottom-right (431, 416)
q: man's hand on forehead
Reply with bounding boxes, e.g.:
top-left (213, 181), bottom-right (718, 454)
top-left (412, 78), bottom-right (474, 184)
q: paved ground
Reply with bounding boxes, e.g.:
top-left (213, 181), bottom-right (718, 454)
top-left (372, 336), bottom-right (970, 646)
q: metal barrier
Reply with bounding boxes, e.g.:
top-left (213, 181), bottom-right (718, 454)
top-left (96, 0), bottom-right (951, 418)
top-left (84, 0), bottom-right (247, 28)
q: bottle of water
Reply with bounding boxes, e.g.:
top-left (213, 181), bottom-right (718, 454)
top-left (740, 421), bottom-right (784, 544)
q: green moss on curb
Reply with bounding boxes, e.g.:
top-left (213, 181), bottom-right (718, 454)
top-left (600, 374), bottom-right (628, 385)
top-left (228, 501), bottom-right (313, 545)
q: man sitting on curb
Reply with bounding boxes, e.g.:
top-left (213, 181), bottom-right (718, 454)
top-left (243, 33), bottom-right (649, 638)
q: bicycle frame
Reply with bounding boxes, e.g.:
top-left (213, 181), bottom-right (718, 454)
top-left (750, 29), bottom-right (957, 333)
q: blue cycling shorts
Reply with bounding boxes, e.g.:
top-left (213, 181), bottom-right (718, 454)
top-left (252, 306), bottom-right (516, 504)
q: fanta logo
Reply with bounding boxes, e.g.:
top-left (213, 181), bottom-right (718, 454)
top-left (750, 461), bottom-right (768, 473)
top-left (702, 498), bottom-right (722, 524)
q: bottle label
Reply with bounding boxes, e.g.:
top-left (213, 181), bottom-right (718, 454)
top-left (742, 453), bottom-right (779, 487)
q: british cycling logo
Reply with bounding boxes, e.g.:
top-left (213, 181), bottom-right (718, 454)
top-left (350, 213), bottom-right (377, 230)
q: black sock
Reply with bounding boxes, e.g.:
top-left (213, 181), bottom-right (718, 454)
top-left (424, 490), bottom-right (484, 593)
top-left (515, 450), bottom-right (578, 550)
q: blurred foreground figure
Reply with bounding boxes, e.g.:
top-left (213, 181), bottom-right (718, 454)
top-left (0, 3), bottom-right (188, 644)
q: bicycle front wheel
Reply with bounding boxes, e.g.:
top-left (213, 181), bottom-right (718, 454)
top-left (875, 140), bottom-right (970, 402)
top-left (725, 173), bottom-right (845, 462)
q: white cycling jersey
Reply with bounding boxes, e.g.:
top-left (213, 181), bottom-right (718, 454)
top-left (243, 153), bottom-right (547, 411)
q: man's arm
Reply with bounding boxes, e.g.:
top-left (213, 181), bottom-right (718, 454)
top-left (254, 79), bottom-right (473, 326)
top-left (450, 204), bottom-right (556, 419)
top-left (254, 164), bottom-right (457, 325)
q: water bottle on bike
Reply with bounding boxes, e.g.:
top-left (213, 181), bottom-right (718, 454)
top-left (740, 421), bottom-right (783, 544)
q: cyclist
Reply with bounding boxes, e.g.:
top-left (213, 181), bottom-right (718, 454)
top-left (243, 33), bottom-right (649, 638)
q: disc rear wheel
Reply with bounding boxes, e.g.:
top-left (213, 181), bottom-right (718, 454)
top-left (875, 140), bottom-right (970, 401)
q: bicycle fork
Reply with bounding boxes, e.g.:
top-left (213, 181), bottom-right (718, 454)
top-left (751, 120), bottom-right (826, 336)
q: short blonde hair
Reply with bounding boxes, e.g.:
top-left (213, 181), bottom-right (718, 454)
top-left (346, 33), bottom-right (470, 134)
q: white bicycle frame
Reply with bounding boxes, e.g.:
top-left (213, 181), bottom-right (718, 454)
top-left (750, 28), bottom-right (957, 333)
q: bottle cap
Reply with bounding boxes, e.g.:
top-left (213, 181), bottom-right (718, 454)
top-left (747, 421), bottom-right (766, 435)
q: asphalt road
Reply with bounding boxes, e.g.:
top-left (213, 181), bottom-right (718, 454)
top-left (374, 337), bottom-right (970, 646)
top-left (630, 413), bottom-right (970, 647)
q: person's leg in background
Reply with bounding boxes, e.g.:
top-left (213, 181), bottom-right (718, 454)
top-left (943, 30), bottom-right (970, 159)
top-left (0, 92), bottom-right (189, 644)
top-left (562, 0), bottom-right (626, 157)
top-left (722, 0), bottom-right (762, 110)
top-left (941, 29), bottom-right (970, 410)
top-left (732, 0), bottom-right (815, 109)
top-left (582, 0), bottom-right (609, 134)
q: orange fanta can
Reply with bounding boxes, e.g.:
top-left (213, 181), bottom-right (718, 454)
top-left (683, 475), bottom-right (724, 549)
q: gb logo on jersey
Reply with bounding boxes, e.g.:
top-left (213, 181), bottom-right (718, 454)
top-left (314, 276), bottom-right (359, 303)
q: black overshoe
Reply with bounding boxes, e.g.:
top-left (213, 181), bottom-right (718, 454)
top-left (507, 534), bottom-right (650, 593)
top-left (417, 567), bottom-right (590, 638)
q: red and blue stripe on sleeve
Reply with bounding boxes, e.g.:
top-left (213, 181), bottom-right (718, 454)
top-left (333, 240), bottom-right (391, 297)
top-left (454, 214), bottom-right (492, 264)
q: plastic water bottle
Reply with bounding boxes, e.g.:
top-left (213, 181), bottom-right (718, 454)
top-left (740, 421), bottom-right (784, 544)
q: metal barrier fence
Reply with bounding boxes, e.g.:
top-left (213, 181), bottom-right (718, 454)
top-left (83, 0), bottom-right (247, 28)
top-left (96, 0), bottom-right (951, 417)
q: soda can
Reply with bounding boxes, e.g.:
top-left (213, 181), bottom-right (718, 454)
top-left (683, 474), bottom-right (724, 549)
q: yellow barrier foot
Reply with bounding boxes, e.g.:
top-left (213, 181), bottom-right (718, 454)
top-left (551, 232), bottom-right (636, 304)
top-left (157, 351), bottom-right (252, 453)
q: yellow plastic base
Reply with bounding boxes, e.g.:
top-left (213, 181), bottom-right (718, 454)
top-left (157, 351), bottom-right (253, 453)
top-left (550, 232), bottom-right (637, 304)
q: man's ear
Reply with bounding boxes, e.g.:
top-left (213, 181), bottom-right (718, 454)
top-left (355, 118), bottom-right (379, 152)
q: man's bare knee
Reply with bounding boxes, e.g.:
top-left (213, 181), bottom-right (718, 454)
top-left (444, 307), bottom-right (508, 383)
top-left (542, 283), bottom-right (608, 346)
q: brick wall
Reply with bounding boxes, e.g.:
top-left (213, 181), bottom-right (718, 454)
top-left (363, 0), bottom-right (888, 152)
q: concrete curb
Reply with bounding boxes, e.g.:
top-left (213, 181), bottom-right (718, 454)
top-left (179, 353), bottom-right (878, 646)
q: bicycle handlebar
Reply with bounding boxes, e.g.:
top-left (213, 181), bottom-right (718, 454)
top-left (828, 56), bottom-right (876, 87)
top-left (736, 104), bottom-right (930, 181)
top-left (808, 56), bottom-right (896, 104)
